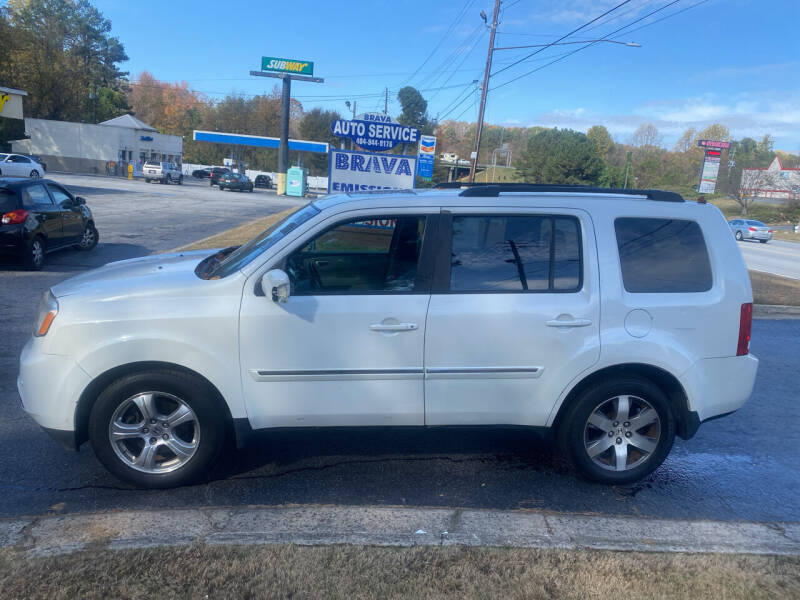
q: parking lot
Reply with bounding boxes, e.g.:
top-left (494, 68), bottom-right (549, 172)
top-left (0, 175), bottom-right (799, 523)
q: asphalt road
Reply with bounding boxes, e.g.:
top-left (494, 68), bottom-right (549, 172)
top-left (739, 238), bottom-right (800, 280)
top-left (1, 176), bottom-right (798, 523)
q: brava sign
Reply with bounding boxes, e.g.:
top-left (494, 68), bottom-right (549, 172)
top-left (328, 148), bottom-right (416, 193)
top-left (331, 112), bottom-right (420, 152)
top-left (261, 56), bottom-right (314, 76)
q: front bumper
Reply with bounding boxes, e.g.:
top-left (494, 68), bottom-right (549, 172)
top-left (18, 336), bottom-right (91, 447)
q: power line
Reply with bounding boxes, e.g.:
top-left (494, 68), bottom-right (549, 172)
top-left (490, 0), bottom-right (685, 91)
top-left (401, 0), bottom-right (476, 87)
top-left (491, 0), bottom-right (635, 79)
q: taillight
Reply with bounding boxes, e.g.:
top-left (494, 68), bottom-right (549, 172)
top-left (737, 303), bottom-right (752, 356)
top-left (1, 209), bottom-right (28, 224)
top-left (768, 230), bottom-right (774, 233)
top-left (748, 227), bottom-right (757, 231)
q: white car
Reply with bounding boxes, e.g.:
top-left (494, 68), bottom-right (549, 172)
top-left (18, 185), bottom-right (758, 488)
top-left (0, 153), bottom-right (45, 178)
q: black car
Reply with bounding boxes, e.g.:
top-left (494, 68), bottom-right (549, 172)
top-left (218, 172), bottom-right (254, 192)
top-left (209, 167), bottom-right (232, 185)
top-left (254, 174), bottom-right (272, 189)
top-left (192, 168), bottom-right (212, 178)
top-left (0, 178), bottom-right (98, 270)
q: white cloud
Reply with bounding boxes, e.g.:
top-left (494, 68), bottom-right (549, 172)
top-left (504, 92), bottom-right (800, 148)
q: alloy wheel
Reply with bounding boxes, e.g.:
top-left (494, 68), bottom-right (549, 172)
top-left (31, 239), bottom-right (44, 267)
top-left (583, 394), bottom-right (661, 472)
top-left (30, 170), bottom-right (39, 178)
top-left (80, 226), bottom-right (96, 248)
top-left (108, 391), bottom-right (200, 474)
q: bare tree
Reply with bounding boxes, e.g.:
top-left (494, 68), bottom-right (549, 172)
top-left (630, 123), bottom-right (663, 149)
top-left (738, 168), bottom-right (777, 216)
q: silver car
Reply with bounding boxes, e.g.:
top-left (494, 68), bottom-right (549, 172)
top-left (728, 219), bottom-right (773, 243)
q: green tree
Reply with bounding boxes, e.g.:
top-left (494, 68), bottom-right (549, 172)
top-left (396, 86), bottom-right (432, 134)
top-left (1, 0), bottom-right (129, 122)
top-left (518, 128), bottom-right (604, 185)
top-left (299, 107), bottom-right (342, 174)
top-left (587, 125), bottom-right (613, 157)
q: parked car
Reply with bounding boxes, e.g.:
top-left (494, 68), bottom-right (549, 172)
top-left (728, 219), bottom-right (773, 243)
top-left (1, 177), bottom-right (98, 270)
top-left (143, 161), bottom-right (182, 185)
top-left (209, 167), bottom-right (232, 186)
top-left (254, 174), bottom-right (272, 189)
top-left (0, 153), bottom-right (45, 179)
top-left (218, 172), bottom-right (254, 192)
top-left (18, 184), bottom-right (757, 488)
top-left (21, 154), bottom-right (47, 173)
top-left (192, 168), bottom-right (212, 179)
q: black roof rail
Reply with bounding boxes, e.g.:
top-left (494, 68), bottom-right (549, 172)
top-left (455, 183), bottom-right (685, 202)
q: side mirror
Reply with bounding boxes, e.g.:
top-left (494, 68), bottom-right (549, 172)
top-left (75, 196), bottom-right (86, 205)
top-left (262, 269), bottom-right (290, 303)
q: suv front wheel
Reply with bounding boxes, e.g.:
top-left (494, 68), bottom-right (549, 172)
top-left (88, 370), bottom-right (226, 488)
top-left (559, 376), bottom-right (675, 484)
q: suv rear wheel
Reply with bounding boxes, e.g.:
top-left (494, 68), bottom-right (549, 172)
top-left (89, 370), bottom-right (226, 488)
top-left (559, 376), bottom-right (675, 484)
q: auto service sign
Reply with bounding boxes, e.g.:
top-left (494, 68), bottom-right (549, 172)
top-left (328, 148), bottom-right (416, 193)
top-left (331, 112), bottom-right (420, 152)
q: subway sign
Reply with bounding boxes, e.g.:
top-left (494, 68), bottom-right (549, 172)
top-left (261, 56), bottom-right (314, 76)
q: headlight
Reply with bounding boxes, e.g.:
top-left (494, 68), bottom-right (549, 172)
top-left (34, 290), bottom-right (58, 337)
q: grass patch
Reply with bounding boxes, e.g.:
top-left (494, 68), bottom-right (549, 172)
top-left (175, 207), bottom-right (300, 251)
top-left (750, 270), bottom-right (800, 306)
top-left (1, 544), bottom-right (798, 600)
top-left (709, 197), bottom-right (800, 227)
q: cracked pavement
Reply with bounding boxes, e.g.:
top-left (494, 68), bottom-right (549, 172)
top-left (1, 174), bottom-right (799, 524)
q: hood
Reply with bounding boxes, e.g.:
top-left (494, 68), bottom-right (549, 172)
top-left (51, 249), bottom-right (220, 299)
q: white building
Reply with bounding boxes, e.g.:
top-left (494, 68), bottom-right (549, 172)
top-left (11, 114), bottom-right (182, 176)
top-left (740, 155), bottom-right (800, 200)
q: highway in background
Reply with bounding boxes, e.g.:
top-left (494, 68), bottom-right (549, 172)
top-left (739, 239), bottom-right (800, 280)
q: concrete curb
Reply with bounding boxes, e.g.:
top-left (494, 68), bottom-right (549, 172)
top-left (1, 506), bottom-right (798, 558)
top-left (754, 304), bottom-right (800, 319)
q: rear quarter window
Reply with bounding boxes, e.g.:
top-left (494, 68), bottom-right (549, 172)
top-left (0, 190), bottom-right (18, 213)
top-left (614, 217), bottom-right (712, 293)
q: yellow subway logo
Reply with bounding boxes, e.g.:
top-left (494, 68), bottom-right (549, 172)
top-left (261, 57), bottom-right (314, 76)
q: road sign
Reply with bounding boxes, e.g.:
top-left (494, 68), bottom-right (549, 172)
top-left (331, 112), bottom-right (420, 152)
top-left (328, 148), bottom-right (416, 193)
top-left (417, 135), bottom-right (436, 180)
top-left (261, 56), bottom-right (314, 76)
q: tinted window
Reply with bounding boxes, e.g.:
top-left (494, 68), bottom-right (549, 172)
top-left (46, 184), bottom-right (72, 205)
top-left (746, 220), bottom-right (765, 227)
top-left (21, 184), bottom-right (52, 207)
top-left (287, 216), bottom-right (427, 294)
top-left (615, 218), bottom-right (712, 293)
top-left (11, 155), bottom-right (30, 163)
top-left (450, 215), bottom-right (581, 292)
top-left (0, 189), bottom-right (17, 212)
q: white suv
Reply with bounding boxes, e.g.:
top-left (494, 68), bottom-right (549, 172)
top-left (18, 185), bottom-right (758, 488)
top-left (143, 161), bottom-right (182, 185)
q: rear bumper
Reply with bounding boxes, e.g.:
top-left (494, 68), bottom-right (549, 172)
top-left (680, 354), bottom-right (759, 424)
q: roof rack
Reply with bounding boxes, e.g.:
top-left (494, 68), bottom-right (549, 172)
top-left (343, 188), bottom-right (417, 197)
top-left (442, 183), bottom-right (684, 203)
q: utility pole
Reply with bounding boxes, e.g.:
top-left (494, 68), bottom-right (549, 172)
top-left (469, 0), bottom-right (501, 183)
top-left (384, 87), bottom-right (389, 115)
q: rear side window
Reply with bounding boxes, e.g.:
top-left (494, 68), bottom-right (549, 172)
top-left (450, 215), bottom-right (582, 292)
top-left (21, 184), bottom-right (52, 208)
top-left (615, 218), bottom-right (712, 293)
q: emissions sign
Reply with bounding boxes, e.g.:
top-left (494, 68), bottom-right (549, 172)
top-left (261, 56), bottom-right (314, 76)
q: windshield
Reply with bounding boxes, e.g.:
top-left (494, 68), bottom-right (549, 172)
top-left (747, 220), bottom-right (766, 227)
top-left (198, 203), bottom-right (320, 279)
top-left (0, 154), bottom-right (7, 161)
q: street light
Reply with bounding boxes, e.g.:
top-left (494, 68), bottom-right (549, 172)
top-left (493, 39), bottom-right (641, 51)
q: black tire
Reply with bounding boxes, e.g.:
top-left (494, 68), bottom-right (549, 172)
top-left (162, 176), bottom-right (169, 185)
top-left (25, 235), bottom-right (46, 271)
top-left (75, 223), bottom-right (99, 251)
top-left (178, 176), bottom-right (183, 185)
top-left (145, 178), bottom-right (151, 183)
top-left (30, 170), bottom-right (39, 178)
top-left (759, 239), bottom-right (768, 244)
top-left (89, 370), bottom-right (226, 488)
top-left (558, 376), bottom-right (675, 484)
top-left (735, 231), bottom-right (743, 241)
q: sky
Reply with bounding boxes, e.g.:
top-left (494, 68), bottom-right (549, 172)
top-left (92, 0), bottom-right (800, 150)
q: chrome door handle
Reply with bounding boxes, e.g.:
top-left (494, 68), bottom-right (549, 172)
top-left (370, 323), bottom-right (418, 332)
top-left (546, 318), bottom-right (592, 328)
